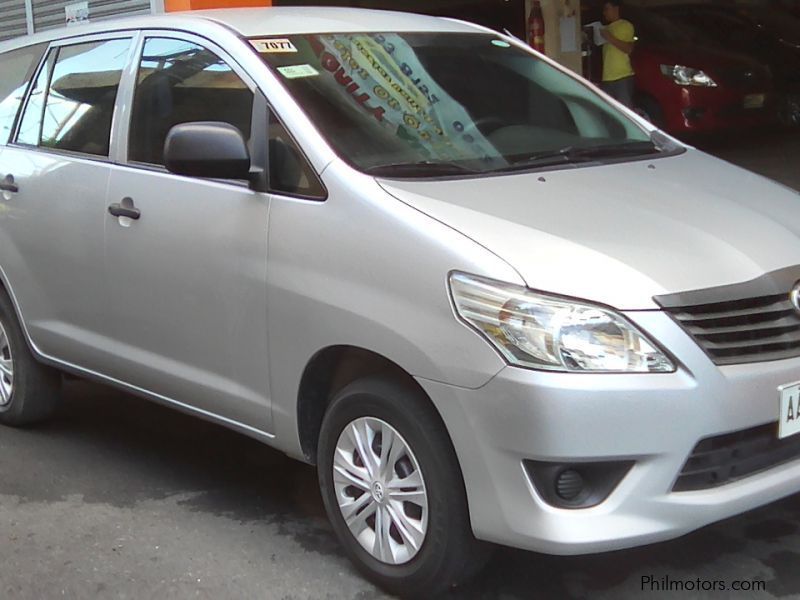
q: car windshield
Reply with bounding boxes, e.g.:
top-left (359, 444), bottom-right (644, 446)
top-left (628, 9), bottom-right (703, 45)
top-left (255, 32), bottom-right (658, 177)
top-left (742, 7), bottom-right (800, 44)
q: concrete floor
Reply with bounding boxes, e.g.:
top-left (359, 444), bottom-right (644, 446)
top-left (0, 129), bottom-right (799, 600)
top-left (695, 129), bottom-right (800, 192)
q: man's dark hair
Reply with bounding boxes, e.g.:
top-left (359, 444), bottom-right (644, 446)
top-left (605, 0), bottom-right (624, 7)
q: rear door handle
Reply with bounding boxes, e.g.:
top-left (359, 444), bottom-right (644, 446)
top-left (108, 202), bottom-right (140, 220)
top-left (0, 174), bottom-right (18, 193)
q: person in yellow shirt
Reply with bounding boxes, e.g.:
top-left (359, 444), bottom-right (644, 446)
top-left (600, 0), bottom-right (636, 108)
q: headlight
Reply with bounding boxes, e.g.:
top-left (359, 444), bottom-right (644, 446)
top-left (449, 272), bottom-right (675, 373)
top-left (660, 64), bottom-right (718, 87)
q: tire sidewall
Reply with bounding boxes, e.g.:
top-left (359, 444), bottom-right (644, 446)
top-left (0, 293), bottom-right (27, 418)
top-left (318, 380), bottom-right (466, 592)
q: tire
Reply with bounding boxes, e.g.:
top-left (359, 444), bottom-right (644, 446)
top-left (317, 376), bottom-right (491, 597)
top-left (0, 289), bottom-right (61, 426)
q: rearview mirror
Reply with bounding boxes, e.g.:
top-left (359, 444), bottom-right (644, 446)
top-left (164, 122), bottom-right (251, 180)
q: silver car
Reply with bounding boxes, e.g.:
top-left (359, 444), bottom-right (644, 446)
top-left (1, 7), bottom-right (799, 596)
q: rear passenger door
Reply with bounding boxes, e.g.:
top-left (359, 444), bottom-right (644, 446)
top-left (0, 35), bottom-right (134, 368)
top-left (102, 34), bottom-right (273, 431)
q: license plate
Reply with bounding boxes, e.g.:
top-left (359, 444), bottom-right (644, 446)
top-left (779, 382), bottom-right (800, 439)
top-left (744, 93), bottom-right (765, 109)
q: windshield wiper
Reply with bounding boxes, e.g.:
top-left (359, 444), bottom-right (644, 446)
top-left (494, 140), bottom-right (662, 174)
top-left (364, 160), bottom-right (481, 177)
top-left (565, 140), bottom-right (660, 159)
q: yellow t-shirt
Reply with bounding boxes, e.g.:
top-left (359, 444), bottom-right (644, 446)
top-left (602, 19), bottom-right (635, 82)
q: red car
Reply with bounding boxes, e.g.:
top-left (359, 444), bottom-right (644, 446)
top-left (586, 6), bottom-right (776, 135)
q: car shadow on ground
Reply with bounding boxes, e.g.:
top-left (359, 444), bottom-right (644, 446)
top-left (15, 379), bottom-right (799, 599)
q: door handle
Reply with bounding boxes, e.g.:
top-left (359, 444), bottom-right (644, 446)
top-left (108, 202), bottom-right (140, 220)
top-left (0, 174), bottom-right (18, 193)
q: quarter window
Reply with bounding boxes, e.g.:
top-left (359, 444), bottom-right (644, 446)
top-left (129, 38), bottom-right (254, 166)
top-left (268, 113), bottom-right (325, 199)
top-left (0, 43), bottom-right (48, 145)
top-left (16, 49), bottom-right (56, 147)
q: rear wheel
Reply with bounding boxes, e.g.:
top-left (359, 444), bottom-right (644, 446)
top-left (0, 290), bottom-right (61, 426)
top-left (317, 376), bottom-right (490, 597)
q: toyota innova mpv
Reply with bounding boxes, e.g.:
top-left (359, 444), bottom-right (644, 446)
top-left (1, 7), bottom-right (800, 596)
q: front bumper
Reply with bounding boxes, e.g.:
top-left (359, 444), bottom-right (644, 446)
top-left (664, 86), bottom-right (775, 133)
top-left (417, 310), bottom-right (800, 554)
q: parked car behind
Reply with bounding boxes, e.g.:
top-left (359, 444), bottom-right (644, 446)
top-left (657, 2), bottom-right (800, 126)
top-left (628, 7), bottom-right (776, 134)
top-left (583, 4), bottom-right (775, 135)
top-left (3, 7), bottom-right (800, 598)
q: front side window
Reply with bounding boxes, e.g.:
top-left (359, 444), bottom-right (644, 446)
top-left (257, 32), bottom-right (660, 178)
top-left (129, 37), bottom-right (254, 166)
top-left (17, 38), bottom-right (130, 156)
top-left (0, 43), bottom-right (48, 145)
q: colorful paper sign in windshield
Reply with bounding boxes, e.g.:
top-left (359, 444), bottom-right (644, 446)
top-left (307, 34), bottom-right (503, 165)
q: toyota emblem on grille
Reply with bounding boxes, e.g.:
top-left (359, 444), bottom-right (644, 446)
top-left (791, 282), bottom-right (800, 313)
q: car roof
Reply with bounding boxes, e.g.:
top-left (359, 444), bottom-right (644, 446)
top-left (192, 7), bottom-right (483, 36)
top-left (0, 7), bottom-right (484, 53)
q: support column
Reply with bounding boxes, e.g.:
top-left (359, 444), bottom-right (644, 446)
top-left (526, 0), bottom-right (583, 74)
top-left (24, 0), bottom-right (34, 34)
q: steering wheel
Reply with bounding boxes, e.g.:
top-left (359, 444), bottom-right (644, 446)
top-left (468, 116), bottom-right (508, 135)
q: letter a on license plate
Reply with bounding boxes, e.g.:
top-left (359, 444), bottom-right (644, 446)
top-left (779, 382), bottom-right (800, 439)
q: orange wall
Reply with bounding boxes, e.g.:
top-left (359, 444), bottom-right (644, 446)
top-left (165, 0), bottom-right (272, 11)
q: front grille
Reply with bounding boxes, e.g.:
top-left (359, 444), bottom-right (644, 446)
top-left (718, 103), bottom-right (768, 119)
top-left (661, 293), bottom-right (800, 365)
top-left (673, 423), bottom-right (800, 492)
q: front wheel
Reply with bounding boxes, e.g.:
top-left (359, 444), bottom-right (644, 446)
top-left (317, 377), bottom-right (490, 597)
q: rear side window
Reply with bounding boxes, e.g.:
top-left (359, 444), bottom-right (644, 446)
top-left (0, 43), bottom-right (48, 145)
top-left (16, 38), bottom-right (131, 157)
top-left (129, 37), bottom-right (254, 166)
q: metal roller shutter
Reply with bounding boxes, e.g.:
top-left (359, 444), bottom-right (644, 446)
top-left (32, 0), bottom-right (151, 32)
top-left (0, 0), bottom-right (28, 41)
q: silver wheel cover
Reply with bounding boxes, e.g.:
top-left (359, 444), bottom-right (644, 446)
top-left (332, 417), bottom-right (429, 564)
top-left (0, 321), bottom-right (13, 406)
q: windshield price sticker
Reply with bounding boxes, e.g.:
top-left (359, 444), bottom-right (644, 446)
top-left (251, 38), bottom-right (297, 53)
top-left (277, 64), bottom-right (320, 79)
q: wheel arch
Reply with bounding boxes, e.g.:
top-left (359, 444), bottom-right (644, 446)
top-left (296, 345), bottom-right (453, 466)
top-left (0, 264), bottom-right (39, 358)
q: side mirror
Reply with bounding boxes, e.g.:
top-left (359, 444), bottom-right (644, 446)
top-left (164, 122), bottom-right (251, 180)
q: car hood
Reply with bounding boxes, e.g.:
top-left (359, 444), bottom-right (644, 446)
top-left (377, 150), bottom-right (800, 310)
top-left (640, 42), bottom-right (768, 77)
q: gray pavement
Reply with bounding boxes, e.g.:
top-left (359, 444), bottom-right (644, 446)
top-left (695, 129), bottom-right (800, 192)
top-left (1, 129), bottom-right (799, 599)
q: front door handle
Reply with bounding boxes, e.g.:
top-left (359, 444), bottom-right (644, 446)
top-left (0, 174), bottom-right (18, 193)
top-left (108, 202), bottom-right (140, 220)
